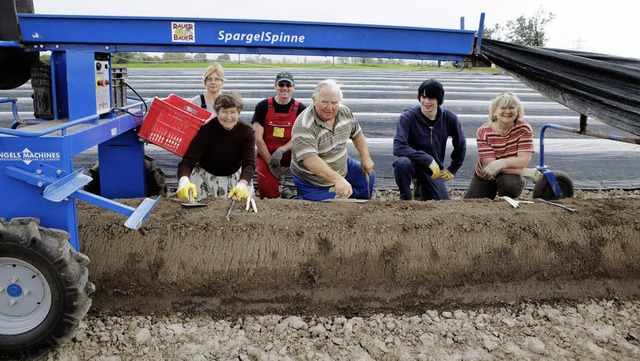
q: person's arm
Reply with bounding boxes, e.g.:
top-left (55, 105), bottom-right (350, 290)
top-left (177, 126), bottom-right (207, 178)
top-left (480, 122), bottom-right (536, 178)
top-left (352, 133), bottom-right (374, 175)
top-left (491, 121), bottom-right (535, 174)
top-left (393, 111), bottom-right (433, 167)
top-left (447, 115), bottom-right (467, 175)
top-left (239, 126), bottom-right (257, 184)
top-left (302, 155), bottom-right (352, 197)
top-left (176, 126), bottom-right (207, 200)
top-left (482, 150), bottom-right (533, 178)
top-left (502, 122), bottom-right (535, 174)
top-left (476, 126), bottom-right (495, 167)
top-left (252, 100), bottom-right (271, 161)
top-left (279, 140), bottom-right (293, 152)
top-left (253, 122), bottom-right (271, 162)
top-left (501, 151), bottom-right (534, 174)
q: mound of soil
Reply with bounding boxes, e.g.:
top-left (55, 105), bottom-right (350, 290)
top-left (77, 190), bottom-right (640, 317)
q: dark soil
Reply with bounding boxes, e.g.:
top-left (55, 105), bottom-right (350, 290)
top-left (76, 189), bottom-right (640, 318)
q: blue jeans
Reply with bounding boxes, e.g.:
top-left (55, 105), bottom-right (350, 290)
top-left (293, 157), bottom-right (375, 201)
top-left (393, 156), bottom-right (449, 200)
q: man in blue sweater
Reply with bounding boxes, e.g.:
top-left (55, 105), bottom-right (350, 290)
top-left (393, 79), bottom-right (466, 200)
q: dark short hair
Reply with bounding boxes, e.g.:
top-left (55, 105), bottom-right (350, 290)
top-left (214, 91), bottom-right (244, 113)
top-left (417, 79), bottom-right (444, 105)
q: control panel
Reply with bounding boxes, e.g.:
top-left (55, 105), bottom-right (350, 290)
top-left (94, 54), bottom-right (111, 114)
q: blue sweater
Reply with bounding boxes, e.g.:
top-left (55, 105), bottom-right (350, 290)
top-left (393, 105), bottom-right (466, 174)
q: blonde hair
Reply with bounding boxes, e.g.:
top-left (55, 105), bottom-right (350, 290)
top-left (202, 62), bottom-right (225, 84)
top-left (489, 92), bottom-right (524, 123)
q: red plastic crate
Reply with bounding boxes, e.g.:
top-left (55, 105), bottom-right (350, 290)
top-left (138, 94), bottom-right (212, 156)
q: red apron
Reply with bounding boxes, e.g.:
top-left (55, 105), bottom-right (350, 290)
top-left (263, 97), bottom-right (299, 165)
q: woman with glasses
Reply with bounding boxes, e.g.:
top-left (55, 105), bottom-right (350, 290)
top-left (190, 62), bottom-right (225, 113)
top-left (464, 92), bottom-right (541, 199)
top-left (251, 71), bottom-right (307, 199)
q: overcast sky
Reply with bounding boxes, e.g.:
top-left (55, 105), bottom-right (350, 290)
top-left (31, 0), bottom-right (639, 59)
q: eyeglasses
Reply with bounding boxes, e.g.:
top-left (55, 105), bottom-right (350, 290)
top-left (277, 82), bottom-right (292, 88)
top-left (205, 77), bottom-right (224, 83)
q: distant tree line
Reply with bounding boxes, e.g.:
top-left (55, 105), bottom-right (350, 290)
top-left (112, 52), bottom-right (439, 66)
top-left (484, 7), bottom-right (555, 46)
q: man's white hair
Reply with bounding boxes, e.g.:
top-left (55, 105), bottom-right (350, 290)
top-left (312, 79), bottom-right (343, 102)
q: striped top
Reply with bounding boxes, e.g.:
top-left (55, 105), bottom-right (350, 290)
top-left (475, 120), bottom-right (534, 179)
top-left (291, 105), bottom-right (362, 186)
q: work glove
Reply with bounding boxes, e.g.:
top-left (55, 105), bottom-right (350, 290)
top-left (269, 148), bottom-right (285, 180)
top-left (269, 164), bottom-right (284, 180)
top-left (270, 148), bottom-right (284, 166)
top-left (440, 169), bottom-right (454, 182)
top-left (177, 176), bottom-right (197, 201)
top-left (521, 168), bottom-right (543, 183)
top-left (429, 159), bottom-right (441, 180)
top-left (481, 159), bottom-right (506, 179)
top-left (228, 182), bottom-right (249, 200)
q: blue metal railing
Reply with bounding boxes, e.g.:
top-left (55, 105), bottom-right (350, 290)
top-left (0, 100), bottom-right (148, 137)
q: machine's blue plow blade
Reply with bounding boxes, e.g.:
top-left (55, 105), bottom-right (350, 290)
top-left (43, 168), bottom-right (92, 202)
top-left (124, 196), bottom-right (161, 230)
top-left (74, 190), bottom-right (162, 231)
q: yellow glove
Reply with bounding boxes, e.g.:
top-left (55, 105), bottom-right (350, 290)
top-left (440, 169), bottom-right (454, 182)
top-left (177, 176), bottom-right (197, 201)
top-left (429, 159), bottom-right (441, 180)
top-left (228, 182), bottom-right (249, 200)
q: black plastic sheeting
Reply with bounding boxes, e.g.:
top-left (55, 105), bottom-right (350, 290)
top-left (0, 0), bottom-right (37, 90)
top-left (479, 39), bottom-right (640, 137)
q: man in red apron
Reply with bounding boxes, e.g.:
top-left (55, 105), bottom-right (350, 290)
top-left (252, 71), bottom-right (307, 198)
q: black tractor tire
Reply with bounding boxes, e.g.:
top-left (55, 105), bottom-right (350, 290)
top-left (83, 155), bottom-right (167, 197)
top-left (0, 217), bottom-right (94, 359)
top-left (533, 170), bottom-right (575, 200)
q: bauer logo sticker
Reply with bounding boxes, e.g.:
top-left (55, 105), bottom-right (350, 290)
top-left (172, 22), bottom-right (195, 42)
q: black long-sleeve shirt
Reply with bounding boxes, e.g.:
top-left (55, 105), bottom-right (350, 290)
top-left (178, 119), bottom-right (256, 183)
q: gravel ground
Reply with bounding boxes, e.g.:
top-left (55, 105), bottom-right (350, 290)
top-left (42, 299), bottom-right (640, 360)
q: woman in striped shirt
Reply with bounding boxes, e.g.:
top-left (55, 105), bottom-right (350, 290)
top-left (464, 92), bottom-right (540, 199)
